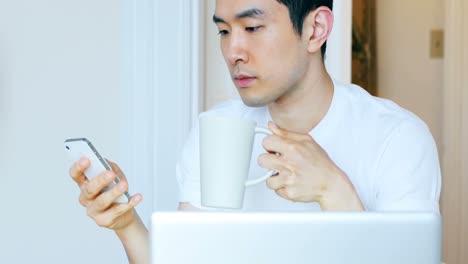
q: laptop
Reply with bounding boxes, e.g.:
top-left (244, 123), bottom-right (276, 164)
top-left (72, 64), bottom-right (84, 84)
top-left (151, 212), bottom-right (441, 264)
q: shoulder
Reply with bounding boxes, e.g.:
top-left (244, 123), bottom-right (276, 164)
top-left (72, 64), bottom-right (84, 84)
top-left (335, 80), bottom-right (432, 142)
top-left (337, 82), bottom-right (439, 172)
top-left (334, 83), bottom-right (440, 212)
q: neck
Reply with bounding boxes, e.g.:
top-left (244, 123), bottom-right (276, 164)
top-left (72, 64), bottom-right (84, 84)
top-left (268, 62), bottom-right (334, 134)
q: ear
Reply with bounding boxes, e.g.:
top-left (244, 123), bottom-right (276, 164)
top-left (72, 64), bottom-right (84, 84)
top-left (302, 6), bottom-right (334, 55)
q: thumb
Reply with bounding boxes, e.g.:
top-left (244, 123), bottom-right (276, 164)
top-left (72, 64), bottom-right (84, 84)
top-left (268, 121), bottom-right (288, 137)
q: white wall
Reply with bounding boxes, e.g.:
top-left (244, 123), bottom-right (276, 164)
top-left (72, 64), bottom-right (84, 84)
top-left (376, 0), bottom-right (444, 148)
top-left (0, 0), bottom-right (127, 263)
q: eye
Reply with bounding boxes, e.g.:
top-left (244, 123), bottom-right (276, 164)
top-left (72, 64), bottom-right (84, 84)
top-left (218, 30), bottom-right (229, 36)
top-left (245, 26), bottom-right (262, 33)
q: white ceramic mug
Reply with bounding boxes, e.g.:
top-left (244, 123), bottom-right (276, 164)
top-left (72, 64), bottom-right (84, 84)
top-left (199, 114), bottom-right (276, 209)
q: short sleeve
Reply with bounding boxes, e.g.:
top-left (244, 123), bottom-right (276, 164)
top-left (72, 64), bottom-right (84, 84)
top-left (373, 120), bottom-right (441, 213)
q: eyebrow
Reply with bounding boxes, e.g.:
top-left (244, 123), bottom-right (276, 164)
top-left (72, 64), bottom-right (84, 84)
top-left (213, 8), bottom-right (265, 24)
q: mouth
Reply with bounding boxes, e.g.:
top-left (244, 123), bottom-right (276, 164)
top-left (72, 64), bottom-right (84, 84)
top-left (234, 73), bottom-right (257, 88)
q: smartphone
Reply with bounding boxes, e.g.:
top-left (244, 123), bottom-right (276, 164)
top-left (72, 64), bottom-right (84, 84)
top-left (64, 138), bottom-right (130, 203)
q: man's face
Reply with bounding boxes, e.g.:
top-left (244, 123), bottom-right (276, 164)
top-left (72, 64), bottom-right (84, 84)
top-left (214, 0), bottom-right (310, 107)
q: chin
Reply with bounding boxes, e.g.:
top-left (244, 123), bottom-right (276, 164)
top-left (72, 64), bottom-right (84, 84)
top-left (237, 85), bottom-right (281, 107)
top-left (239, 94), bottom-right (273, 107)
top-left (241, 99), bottom-right (266, 107)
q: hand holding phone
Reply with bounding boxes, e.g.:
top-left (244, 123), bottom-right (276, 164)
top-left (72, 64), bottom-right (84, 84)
top-left (64, 138), bottom-right (130, 203)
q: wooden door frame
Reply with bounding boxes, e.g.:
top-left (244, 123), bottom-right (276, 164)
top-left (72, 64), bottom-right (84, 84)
top-left (441, 0), bottom-right (468, 263)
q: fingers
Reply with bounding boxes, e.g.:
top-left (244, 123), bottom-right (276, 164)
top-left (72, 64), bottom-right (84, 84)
top-left (92, 194), bottom-right (143, 229)
top-left (257, 152), bottom-right (287, 171)
top-left (81, 170), bottom-right (116, 201)
top-left (266, 172), bottom-right (292, 190)
top-left (87, 181), bottom-right (133, 215)
top-left (268, 121), bottom-right (309, 141)
top-left (106, 160), bottom-right (128, 182)
top-left (263, 123), bottom-right (317, 160)
top-left (104, 194), bottom-right (142, 218)
top-left (69, 157), bottom-right (90, 186)
top-left (262, 134), bottom-right (290, 154)
top-left (258, 152), bottom-right (294, 191)
top-left (72, 159), bottom-right (142, 230)
top-left (268, 121), bottom-right (288, 137)
top-left (275, 188), bottom-right (293, 201)
top-left (264, 122), bottom-right (308, 154)
top-left (267, 176), bottom-right (285, 190)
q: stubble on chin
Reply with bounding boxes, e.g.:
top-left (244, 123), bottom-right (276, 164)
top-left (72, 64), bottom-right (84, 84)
top-left (238, 85), bottom-right (287, 108)
top-left (238, 92), bottom-right (276, 107)
top-left (241, 98), bottom-right (266, 107)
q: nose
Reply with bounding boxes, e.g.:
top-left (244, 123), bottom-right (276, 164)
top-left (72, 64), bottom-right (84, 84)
top-left (225, 32), bottom-right (249, 65)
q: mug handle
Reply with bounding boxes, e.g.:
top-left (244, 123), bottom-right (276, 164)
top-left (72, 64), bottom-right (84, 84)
top-left (245, 127), bottom-right (278, 187)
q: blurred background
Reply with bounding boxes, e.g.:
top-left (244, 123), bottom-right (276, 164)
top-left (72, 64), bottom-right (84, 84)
top-left (0, 0), bottom-right (466, 263)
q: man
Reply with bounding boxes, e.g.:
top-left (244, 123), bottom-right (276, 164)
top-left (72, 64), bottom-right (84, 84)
top-left (69, 0), bottom-right (441, 263)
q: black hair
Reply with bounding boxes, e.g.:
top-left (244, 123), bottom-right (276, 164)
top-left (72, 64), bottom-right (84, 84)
top-left (275, 0), bottom-right (334, 59)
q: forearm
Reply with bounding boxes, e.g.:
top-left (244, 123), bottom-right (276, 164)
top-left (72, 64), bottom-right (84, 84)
top-left (115, 212), bottom-right (149, 264)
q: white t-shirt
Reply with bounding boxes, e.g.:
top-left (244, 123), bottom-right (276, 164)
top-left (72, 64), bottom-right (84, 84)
top-left (176, 79), bottom-right (441, 212)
